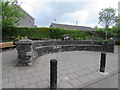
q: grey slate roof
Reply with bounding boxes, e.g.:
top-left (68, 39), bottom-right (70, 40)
top-left (50, 23), bottom-right (95, 31)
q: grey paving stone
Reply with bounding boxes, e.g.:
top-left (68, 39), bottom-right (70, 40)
top-left (8, 75), bottom-right (21, 83)
top-left (37, 80), bottom-right (49, 88)
top-left (40, 70), bottom-right (49, 75)
top-left (58, 75), bottom-right (70, 82)
top-left (2, 78), bottom-right (9, 84)
top-left (2, 72), bottom-right (14, 78)
top-left (67, 69), bottom-right (76, 73)
top-left (91, 72), bottom-right (104, 78)
top-left (72, 68), bottom-right (81, 72)
top-left (24, 83), bottom-right (38, 88)
top-left (9, 68), bottom-right (19, 73)
top-left (31, 71), bottom-right (43, 77)
top-left (82, 69), bottom-right (93, 74)
top-left (89, 68), bottom-right (98, 72)
top-left (15, 79), bottom-right (29, 87)
top-left (67, 73), bottom-right (79, 79)
top-left (3, 82), bottom-right (15, 88)
top-left (58, 82), bottom-right (73, 88)
top-left (78, 76), bottom-right (91, 83)
top-left (28, 77), bottom-right (41, 84)
top-left (14, 70), bottom-right (26, 76)
top-left (21, 73), bottom-right (32, 79)
top-left (2, 70), bottom-right (9, 75)
top-left (25, 68), bottom-right (35, 73)
top-left (75, 71), bottom-right (86, 77)
top-left (39, 74), bottom-right (49, 81)
top-left (58, 70), bottom-right (69, 75)
top-left (85, 74), bottom-right (98, 81)
top-left (34, 67), bottom-right (44, 72)
top-left (68, 79), bottom-right (83, 88)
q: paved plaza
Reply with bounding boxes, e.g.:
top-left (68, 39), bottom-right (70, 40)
top-left (2, 46), bottom-right (118, 88)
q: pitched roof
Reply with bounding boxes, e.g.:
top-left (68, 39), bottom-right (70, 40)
top-left (50, 23), bottom-right (95, 31)
top-left (14, 4), bottom-right (34, 20)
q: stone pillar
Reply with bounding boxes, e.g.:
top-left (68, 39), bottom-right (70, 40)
top-left (16, 36), bottom-right (34, 66)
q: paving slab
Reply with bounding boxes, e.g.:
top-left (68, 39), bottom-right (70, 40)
top-left (85, 73), bottom-right (118, 88)
top-left (2, 46), bottom-right (119, 88)
top-left (15, 79), bottom-right (29, 87)
top-left (24, 83), bottom-right (38, 88)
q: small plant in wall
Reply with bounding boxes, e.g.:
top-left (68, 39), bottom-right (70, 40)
top-left (12, 36), bottom-right (24, 45)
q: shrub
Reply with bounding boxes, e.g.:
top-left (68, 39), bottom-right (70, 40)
top-left (12, 36), bottom-right (24, 44)
top-left (2, 27), bottom-right (92, 41)
top-left (94, 27), bottom-right (120, 39)
top-left (115, 40), bottom-right (120, 45)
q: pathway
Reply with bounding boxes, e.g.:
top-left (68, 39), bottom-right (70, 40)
top-left (2, 46), bottom-right (118, 88)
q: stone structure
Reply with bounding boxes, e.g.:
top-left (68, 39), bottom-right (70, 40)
top-left (16, 37), bottom-right (37, 65)
top-left (16, 39), bottom-right (114, 65)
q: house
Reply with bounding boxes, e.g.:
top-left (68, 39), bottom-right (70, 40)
top-left (49, 23), bottom-right (95, 38)
top-left (49, 23), bottom-right (95, 32)
top-left (13, 1), bottom-right (35, 27)
top-left (17, 6), bottom-right (35, 27)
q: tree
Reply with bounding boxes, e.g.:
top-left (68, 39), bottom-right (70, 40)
top-left (94, 25), bottom-right (99, 30)
top-left (2, 0), bottom-right (23, 30)
top-left (98, 7), bottom-right (117, 40)
top-left (114, 16), bottom-right (120, 28)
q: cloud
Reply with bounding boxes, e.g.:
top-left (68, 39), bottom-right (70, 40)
top-left (17, 0), bottom-right (119, 27)
top-left (58, 10), bottom-right (88, 25)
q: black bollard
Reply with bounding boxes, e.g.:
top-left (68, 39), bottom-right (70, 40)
top-left (100, 53), bottom-right (106, 72)
top-left (50, 59), bottom-right (57, 89)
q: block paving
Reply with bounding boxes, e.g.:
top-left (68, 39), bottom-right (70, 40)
top-left (2, 46), bottom-right (118, 88)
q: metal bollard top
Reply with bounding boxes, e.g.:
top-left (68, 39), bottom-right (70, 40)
top-left (50, 59), bottom-right (57, 63)
top-left (101, 53), bottom-right (106, 59)
top-left (101, 53), bottom-right (106, 56)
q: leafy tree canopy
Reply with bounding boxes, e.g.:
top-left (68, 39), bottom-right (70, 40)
top-left (114, 16), bottom-right (120, 28)
top-left (1, 0), bottom-right (23, 30)
top-left (98, 7), bottom-right (117, 29)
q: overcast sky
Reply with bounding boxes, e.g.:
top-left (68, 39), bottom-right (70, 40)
top-left (17, 0), bottom-right (119, 27)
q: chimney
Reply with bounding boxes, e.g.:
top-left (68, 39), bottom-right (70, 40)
top-left (76, 21), bottom-right (78, 26)
top-left (54, 19), bottom-right (56, 23)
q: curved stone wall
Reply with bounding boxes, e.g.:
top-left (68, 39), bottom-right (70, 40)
top-left (16, 39), bottom-right (114, 65)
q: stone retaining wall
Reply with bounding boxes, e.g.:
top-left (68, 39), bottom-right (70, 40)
top-left (16, 39), bottom-right (114, 65)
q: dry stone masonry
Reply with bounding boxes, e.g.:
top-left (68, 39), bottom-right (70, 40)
top-left (16, 38), bottom-right (114, 65)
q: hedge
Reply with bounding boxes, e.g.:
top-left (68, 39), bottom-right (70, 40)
top-left (2, 27), bottom-right (91, 41)
top-left (115, 40), bottom-right (120, 45)
top-left (94, 27), bottom-right (120, 39)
